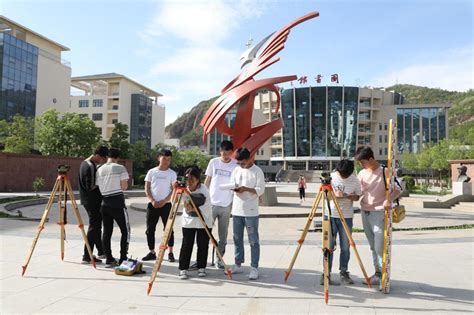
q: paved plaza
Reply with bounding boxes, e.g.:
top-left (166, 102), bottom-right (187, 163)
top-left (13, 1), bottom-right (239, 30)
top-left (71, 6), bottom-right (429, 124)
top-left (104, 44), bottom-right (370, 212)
top-left (1, 184), bottom-right (473, 314)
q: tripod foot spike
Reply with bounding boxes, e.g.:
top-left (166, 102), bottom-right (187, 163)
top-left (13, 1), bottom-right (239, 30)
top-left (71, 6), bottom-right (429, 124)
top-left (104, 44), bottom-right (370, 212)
top-left (21, 265), bottom-right (27, 276)
top-left (284, 271), bottom-right (290, 282)
top-left (367, 278), bottom-right (372, 288)
top-left (226, 269), bottom-right (233, 280)
top-left (147, 282), bottom-right (153, 295)
top-left (92, 260), bottom-right (96, 269)
top-left (61, 252), bottom-right (64, 261)
top-left (324, 290), bottom-right (329, 304)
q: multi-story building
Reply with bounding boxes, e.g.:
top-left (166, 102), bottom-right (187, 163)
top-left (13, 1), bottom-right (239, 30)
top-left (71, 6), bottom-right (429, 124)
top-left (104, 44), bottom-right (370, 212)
top-left (70, 73), bottom-right (164, 148)
top-left (0, 16), bottom-right (71, 120)
top-left (255, 86), bottom-right (450, 171)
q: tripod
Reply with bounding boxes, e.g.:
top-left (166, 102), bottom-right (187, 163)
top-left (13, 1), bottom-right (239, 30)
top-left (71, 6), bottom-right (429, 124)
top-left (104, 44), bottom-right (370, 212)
top-left (147, 186), bottom-right (232, 295)
top-left (284, 179), bottom-right (371, 304)
top-left (21, 167), bottom-right (96, 276)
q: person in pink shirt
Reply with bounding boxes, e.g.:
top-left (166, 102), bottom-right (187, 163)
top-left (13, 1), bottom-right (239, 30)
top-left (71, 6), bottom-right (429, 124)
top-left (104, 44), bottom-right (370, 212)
top-left (355, 146), bottom-right (401, 285)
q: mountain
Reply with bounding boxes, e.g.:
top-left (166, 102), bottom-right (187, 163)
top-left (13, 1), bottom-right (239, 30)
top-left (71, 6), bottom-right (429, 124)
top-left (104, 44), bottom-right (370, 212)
top-left (166, 85), bottom-right (474, 147)
top-left (165, 96), bottom-right (218, 147)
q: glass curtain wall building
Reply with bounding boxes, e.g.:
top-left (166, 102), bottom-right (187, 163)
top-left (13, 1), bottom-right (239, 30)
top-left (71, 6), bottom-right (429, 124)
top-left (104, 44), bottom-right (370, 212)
top-left (0, 32), bottom-right (38, 120)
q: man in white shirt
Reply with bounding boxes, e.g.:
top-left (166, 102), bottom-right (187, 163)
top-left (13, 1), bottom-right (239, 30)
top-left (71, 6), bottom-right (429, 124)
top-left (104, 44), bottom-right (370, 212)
top-left (204, 140), bottom-right (237, 269)
top-left (95, 148), bottom-right (130, 267)
top-left (229, 147), bottom-right (265, 280)
top-left (142, 149), bottom-right (177, 262)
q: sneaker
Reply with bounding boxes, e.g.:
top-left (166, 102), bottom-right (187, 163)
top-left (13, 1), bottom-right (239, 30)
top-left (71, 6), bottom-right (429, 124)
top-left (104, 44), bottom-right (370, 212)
top-left (168, 252), bottom-right (176, 262)
top-left (97, 254), bottom-right (107, 260)
top-left (248, 267), bottom-right (259, 280)
top-left (216, 260), bottom-right (225, 270)
top-left (105, 258), bottom-right (118, 268)
top-left (82, 256), bottom-right (103, 264)
top-left (228, 264), bottom-right (243, 274)
top-left (179, 270), bottom-right (188, 280)
top-left (363, 272), bottom-right (381, 285)
top-left (119, 256), bottom-right (128, 265)
top-left (189, 262), bottom-right (198, 271)
top-left (340, 271), bottom-right (354, 285)
top-left (142, 252), bottom-right (156, 261)
top-left (198, 268), bottom-right (206, 277)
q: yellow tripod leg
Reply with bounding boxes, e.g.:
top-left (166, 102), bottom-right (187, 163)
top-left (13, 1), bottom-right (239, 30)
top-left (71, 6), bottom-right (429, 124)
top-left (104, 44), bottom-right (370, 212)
top-left (21, 177), bottom-right (60, 276)
top-left (322, 193), bottom-right (331, 305)
top-left (284, 192), bottom-right (322, 282)
top-left (58, 178), bottom-right (65, 261)
top-left (147, 190), bottom-right (182, 295)
top-left (328, 190), bottom-right (371, 288)
top-left (64, 178), bottom-right (95, 269)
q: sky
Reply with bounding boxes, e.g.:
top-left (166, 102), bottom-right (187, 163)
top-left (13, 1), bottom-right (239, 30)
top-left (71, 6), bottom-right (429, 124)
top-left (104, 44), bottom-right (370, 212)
top-left (1, 0), bottom-right (473, 125)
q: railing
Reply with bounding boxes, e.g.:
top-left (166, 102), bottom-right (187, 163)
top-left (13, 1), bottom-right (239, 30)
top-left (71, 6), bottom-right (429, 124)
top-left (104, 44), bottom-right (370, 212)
top-left (38, 48), bottom-right (70, 67)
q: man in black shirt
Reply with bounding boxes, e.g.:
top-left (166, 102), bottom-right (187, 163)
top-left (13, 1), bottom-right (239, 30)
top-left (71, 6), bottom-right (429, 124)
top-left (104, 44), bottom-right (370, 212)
top-left (79, 145), bottom-right (109, 264)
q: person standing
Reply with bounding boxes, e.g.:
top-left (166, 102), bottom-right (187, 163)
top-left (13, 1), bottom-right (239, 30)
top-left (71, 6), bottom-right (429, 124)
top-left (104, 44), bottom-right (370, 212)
top-left (229, 147), bottom-right (265, 280)
top-left (178, 167), bottom-right (214, 279)
top-left (355, 146), bottom-right (401, 285)
top-left (79, 145), bottom-right (109, 264)
top-left (204, 140), bottom-right (237, 269)
top-left (322, 159), bottom-right (361, 285)
top-left (297, 175), bottom-right (307, 202)
top-left (96, 148), bottom-right (130, 267)
top-left (142, 149), bottom-right (177, 262)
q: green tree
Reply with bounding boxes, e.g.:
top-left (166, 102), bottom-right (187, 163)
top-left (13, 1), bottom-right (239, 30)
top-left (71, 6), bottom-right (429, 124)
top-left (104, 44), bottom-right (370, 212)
top-left (129, 140), bottom-right (150, 169)
top-left (0, 115), bottom-right (35, 154)
top-left (400, 152), bottom-right (419, 172)
top-left (109, 122), bottom-right (130, 159)
top-left (36, 109), bottom-right (101, 157)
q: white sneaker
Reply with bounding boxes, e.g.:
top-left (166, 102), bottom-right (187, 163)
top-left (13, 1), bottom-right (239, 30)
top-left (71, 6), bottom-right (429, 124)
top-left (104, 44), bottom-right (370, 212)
top-left (179, 270), bottom-right (188, 280)
top-left (198, 268), bottom-right (206, 277)
top-left (248, 267), bottom-right (259, 280)
top-left (228, 264), bottom-right (243, 274)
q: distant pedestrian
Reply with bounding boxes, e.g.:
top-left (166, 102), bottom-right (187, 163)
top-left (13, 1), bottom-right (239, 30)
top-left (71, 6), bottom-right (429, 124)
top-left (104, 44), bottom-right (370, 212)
top-left (297, 175), bottom-right (307, 202)
top-left (79, 145), bottom-right (109, 264)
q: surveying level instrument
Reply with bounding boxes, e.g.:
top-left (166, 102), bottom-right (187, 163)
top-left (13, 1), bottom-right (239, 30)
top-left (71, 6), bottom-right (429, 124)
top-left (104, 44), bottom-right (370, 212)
top-left (147, 185), bottom-right (233, 295)
top-left (21, 165), bottom-right (96, 276)
top-left (284, 172), bottom-right (371, 304)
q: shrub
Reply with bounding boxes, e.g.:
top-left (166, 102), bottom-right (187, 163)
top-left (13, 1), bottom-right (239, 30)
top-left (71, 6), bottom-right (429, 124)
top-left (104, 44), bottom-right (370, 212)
top-left (402, 175), bottom-right (415, 192)
top-left (32, 177), bottom-right (45, 196)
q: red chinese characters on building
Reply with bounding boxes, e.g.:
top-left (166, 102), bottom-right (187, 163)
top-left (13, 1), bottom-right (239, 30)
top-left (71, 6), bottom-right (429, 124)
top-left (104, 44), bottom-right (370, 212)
top-left (331, 74), bottom-right (339, 83)
top-left (298, 76), bottom-right (308, 84)
top-left (315, 74), bottom-right (323, 83)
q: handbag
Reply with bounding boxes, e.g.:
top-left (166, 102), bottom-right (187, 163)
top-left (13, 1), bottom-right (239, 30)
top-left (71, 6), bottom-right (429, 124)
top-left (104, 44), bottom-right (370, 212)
top-left (382, 166), bottom-right (406, 223)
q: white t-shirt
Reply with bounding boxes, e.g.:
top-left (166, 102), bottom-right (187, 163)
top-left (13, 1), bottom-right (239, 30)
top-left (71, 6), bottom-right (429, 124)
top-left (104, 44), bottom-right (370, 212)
top-left (96, 163), bottom-right (129, 197)
top-left (329, 172), bottom-right (362, 219)
top-left (181, 184), bottom-right (213, 229)
top-left (144, 167), bottom-right (177, 202)
top-left (205, 157), bottom-right (238, 207)
top-left (230, 164), bottom-right (265, 217)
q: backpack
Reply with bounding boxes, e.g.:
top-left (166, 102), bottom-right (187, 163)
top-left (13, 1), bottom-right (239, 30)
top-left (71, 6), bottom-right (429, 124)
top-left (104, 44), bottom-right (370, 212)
top-left (381, 165), bottom-right (405, 223)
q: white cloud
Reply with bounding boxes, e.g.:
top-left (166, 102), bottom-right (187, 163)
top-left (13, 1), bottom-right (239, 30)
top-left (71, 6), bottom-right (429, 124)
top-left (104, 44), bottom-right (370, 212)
top-left (139, 0), bottom-right (267, 125)
top-left (372, 46), bottom-right (473, 92)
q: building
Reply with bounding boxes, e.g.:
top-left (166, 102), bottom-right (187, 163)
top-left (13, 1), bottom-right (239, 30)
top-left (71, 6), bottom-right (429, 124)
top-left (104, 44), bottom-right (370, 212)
top-left (70, 73), bottom-right (164, 148)
top-left (0, 16), bottom-right (71, 120)
top-left (254, 86), bottom-right (450, 171)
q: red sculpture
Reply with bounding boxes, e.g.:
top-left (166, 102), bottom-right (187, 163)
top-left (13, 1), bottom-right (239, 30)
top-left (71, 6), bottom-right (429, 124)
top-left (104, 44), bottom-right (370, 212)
top-left (200, 12), bottom-right (319, 158)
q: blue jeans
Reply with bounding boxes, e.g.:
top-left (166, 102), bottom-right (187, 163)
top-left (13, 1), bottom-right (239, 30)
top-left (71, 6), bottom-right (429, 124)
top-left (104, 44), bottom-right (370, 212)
top-left (233, 215), bottom-right (260, 268)
top-left (361, 210), bottom-right (385, 273)
top-left (328, 218), bottom-right (352, 273)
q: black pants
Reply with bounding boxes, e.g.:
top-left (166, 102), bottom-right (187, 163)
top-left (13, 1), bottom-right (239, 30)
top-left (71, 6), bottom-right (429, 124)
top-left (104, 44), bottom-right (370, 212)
top-left (83, 204), bottom-right (104, 259)
top-left (299, 188), bottom-right (306, 199)
top-left (101, 204), bottom-right (130, 260)
top-left (146, 202), bottom-right (174, 250)
top-left (179, 227), bottom-right (211, 270)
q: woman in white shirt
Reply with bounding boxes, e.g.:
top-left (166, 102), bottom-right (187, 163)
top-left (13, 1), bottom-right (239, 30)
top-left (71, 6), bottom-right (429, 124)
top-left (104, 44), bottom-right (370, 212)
top-left (178, 167), bottom-right (213, 279)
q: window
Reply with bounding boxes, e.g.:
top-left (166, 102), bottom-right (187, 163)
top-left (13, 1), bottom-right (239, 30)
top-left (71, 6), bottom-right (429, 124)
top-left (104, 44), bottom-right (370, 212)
top-left (385, 135), bottom-right (388, 143)
top-left (92, 113), bottom-right (103, 121)
top-left (379, 135), bottom-right (382, 143)
top-left (379, 123), bottom-right (382, 131)
top-left (79, 100), bottom-right (89, 108)
top-left (384, 124), bottom-right (388, 131)
top-left (384, 147), bottom-right (388, 155)
top-left (379, 148), bottom-right (383, 156)
top-left (112, 118), bottom-right (118, 124)
top-left (93, 99), bottom-right (103, 107)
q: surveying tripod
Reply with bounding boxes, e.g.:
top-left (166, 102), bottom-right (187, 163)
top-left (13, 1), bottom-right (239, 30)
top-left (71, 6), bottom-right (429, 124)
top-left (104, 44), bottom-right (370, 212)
top-left (284, 174), bottom-right (371, 304)
top-left (21, 165), bottom-right (95, 276)
top-left (147, 185), bottom-right (233, 295)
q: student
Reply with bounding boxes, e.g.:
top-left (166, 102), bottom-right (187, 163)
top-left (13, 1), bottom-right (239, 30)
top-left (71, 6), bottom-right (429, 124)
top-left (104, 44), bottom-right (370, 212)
top-left (322, 159), bottom-right (361, 285)
top-left (142, 149), bottom-right (177, 262)
top-left (355, 146), bottom-right (401, 285)
top-left (178, 167), bottom-right (213, 279)
top-left (204, 140), bottom-right (237, 269)
top-left (79, 145), bottom-right (108, 264)
top-left (229, 148), bottom-right (265, 280)
top-left (96, 148), bottom-right (130, 267)
top-left (297, 175), bottom-right (307, 202)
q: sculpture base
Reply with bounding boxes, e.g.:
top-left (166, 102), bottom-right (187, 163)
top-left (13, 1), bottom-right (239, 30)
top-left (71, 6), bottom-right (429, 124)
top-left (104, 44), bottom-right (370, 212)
top-left (453, 182), bottom-right (472, 196)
